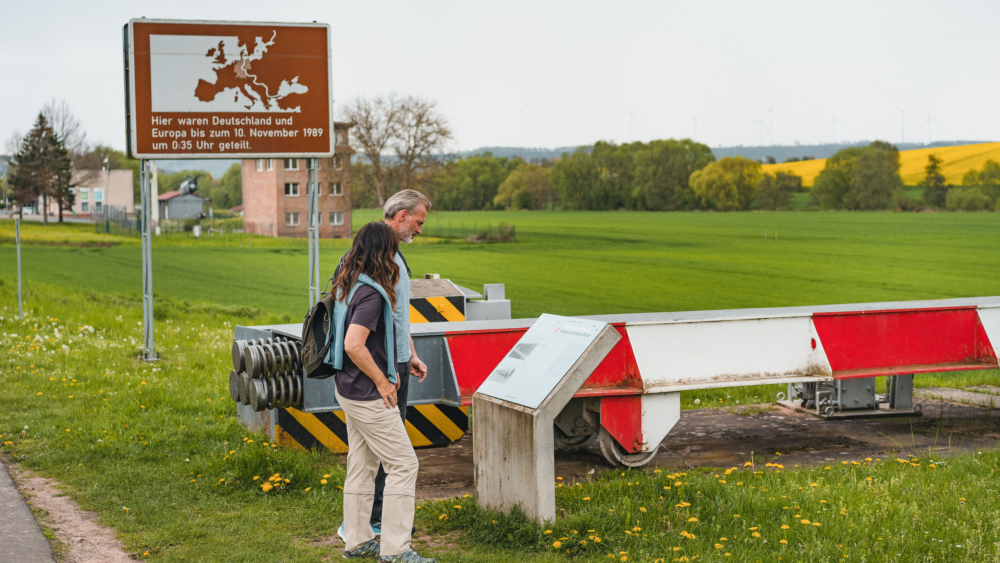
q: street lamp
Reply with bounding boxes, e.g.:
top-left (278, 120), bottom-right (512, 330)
top-left (103, 157), bottom-right (110, 217)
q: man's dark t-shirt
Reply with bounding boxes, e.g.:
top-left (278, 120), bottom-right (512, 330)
top-left (335, 285), bottom-right (397, 401)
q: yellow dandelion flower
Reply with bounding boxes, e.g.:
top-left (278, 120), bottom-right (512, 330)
top-left (781, 525), bottom-right (790, 530)
top-left (639, 507), bottom-right (646, 512)
top-left (780, 539), bottom-right (788, 544)
top-left (544, 530), bottom-right (552, 535)
top-left (800, 519), bottom-right (811, 525)
top-left (688, 517), bottom-right (698, 522)
top-left (714, 544), bottom-right (723, 549)
top-left (320, 479), bottom-right (328, 485)
top-left (552, 541), bottom-right (562, 548)
top-left (752, 532), bottom-right (761, 538)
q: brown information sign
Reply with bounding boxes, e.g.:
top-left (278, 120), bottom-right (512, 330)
top-left (124, 19), bottom-right (332, 159)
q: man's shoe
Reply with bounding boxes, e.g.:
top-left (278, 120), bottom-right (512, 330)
top-left (378, 549), bottom-right (437, 563)
top-left (343, 538), bottom-right (381, 559)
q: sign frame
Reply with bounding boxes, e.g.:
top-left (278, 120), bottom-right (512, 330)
top-left (123, 18), bottom-right (334, 160)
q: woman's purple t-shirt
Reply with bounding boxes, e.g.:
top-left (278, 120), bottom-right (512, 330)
top-left (335, 285), bottom-right (397, 401)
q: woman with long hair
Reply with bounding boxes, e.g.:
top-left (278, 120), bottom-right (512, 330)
top-left (329, 222), bottom-right (434, 563)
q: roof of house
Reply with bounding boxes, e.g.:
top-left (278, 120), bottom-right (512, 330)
top-left (158, 190), bottom-right (207, 201)
top-left (230, 204), bottom-right (243, 213)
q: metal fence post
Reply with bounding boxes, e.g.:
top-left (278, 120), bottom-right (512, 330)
top-left (15, 218), bottom-right (23, 320)
top-left (140, 159), bottom-right (157, 361)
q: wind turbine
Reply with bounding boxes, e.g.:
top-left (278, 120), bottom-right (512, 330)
top-left (827, 110), bottom-right (846, 144)
top-left (925, 109), bottom-right (942, 145)
top-left (753, 111), bottom-right (770, 147)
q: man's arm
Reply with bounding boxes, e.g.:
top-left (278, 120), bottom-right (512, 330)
top-left (409, 336), bottom-right (427, 383)
top-left (345, 324), bottom-right (397, 409)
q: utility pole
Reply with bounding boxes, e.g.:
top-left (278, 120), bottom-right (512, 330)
top-left (307, 157), bottom-right (321, 306)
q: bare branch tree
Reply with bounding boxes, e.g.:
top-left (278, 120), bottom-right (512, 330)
top-left (341, 94), bottom-right (403, 207)
top-left (42, 99), bottom-right (90, 157)
top-left (341, 94), bottom-right (452, 207)
top-left (393, 96), bottom-right (452, 193)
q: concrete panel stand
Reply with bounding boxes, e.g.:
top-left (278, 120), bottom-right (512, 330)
top-left (473, 315), bottom-right (620, 523)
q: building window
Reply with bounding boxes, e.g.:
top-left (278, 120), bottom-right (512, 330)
top-left (95, 202), bottom-right (102, 212)
top-left (80, 188), bottom-right (90, 202)
top-left (329, 212), bottom-right (344, 226)
top-left (283, 158), bottom-right (299, 170)
top-left (328, 182), bottom-right (343, 196)
top-left (81, 202), bottom-right (89, 212)
top-left (256, 159), bottom-right (263, 172)
top-left (285, 212), bottom-right (301, 227)
top-left (94, 188), bottom-right (103, 202)
top-left (284, 183), bottom-right (300, 197)
top-left (334, 155), bottom-right (343, 170)
top-left (267, 159), bottom-right (274, 171)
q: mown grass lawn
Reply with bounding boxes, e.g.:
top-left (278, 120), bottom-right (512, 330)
top-left (3, 280), bottom-right (1000, 562)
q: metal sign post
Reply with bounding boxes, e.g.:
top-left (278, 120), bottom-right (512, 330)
top-left (307, 157), bottom-right (321, 306)
top-left (15, 218), bottom-right (23, 320)
top-left (140, 159), bottom-right (156, 360)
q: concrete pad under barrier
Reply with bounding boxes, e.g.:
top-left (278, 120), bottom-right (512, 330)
top-left (473, 314), bottom-right (621, 524)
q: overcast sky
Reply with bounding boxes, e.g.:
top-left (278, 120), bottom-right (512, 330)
top-left (3, 1), bottom-right (999, 155)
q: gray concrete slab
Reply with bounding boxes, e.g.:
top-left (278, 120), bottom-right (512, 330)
top-left (0, 460), bottom-right (55, 563)
top-left (916, 388), bottom-right (1000, 408)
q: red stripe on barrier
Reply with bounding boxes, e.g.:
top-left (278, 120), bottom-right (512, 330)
top-left (601, 395), bottom-right (643, 453)
top-left (581, 324), bottom-right (644, 392)
top-left (813, 307), bottom-right (998, 377)
top-left (447, 329), bottom-right (526, 402)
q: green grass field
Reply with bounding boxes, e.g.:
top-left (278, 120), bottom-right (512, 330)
top-left (3, 212), bottom-right (1000, 561)
top-left (6, 209), bottom-right (1000, 319)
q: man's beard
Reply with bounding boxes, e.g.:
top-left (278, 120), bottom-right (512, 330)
top-left (395, 228), bottom-right (413, 244)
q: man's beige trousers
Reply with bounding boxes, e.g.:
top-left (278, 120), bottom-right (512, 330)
top-left (336, 388), bottom-right (419, 556)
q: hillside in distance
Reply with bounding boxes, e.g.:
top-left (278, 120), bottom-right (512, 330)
top-left (763, 141), bottom-right (1000, 186)
top-left (455, 141), bottom-right (993, 163)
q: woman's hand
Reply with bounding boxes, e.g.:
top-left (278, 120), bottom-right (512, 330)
top-left (376, 379), bottom-right (397, 409)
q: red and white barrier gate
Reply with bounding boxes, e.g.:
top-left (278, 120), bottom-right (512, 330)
top-left (412, 296), bottom-right (1000, 467)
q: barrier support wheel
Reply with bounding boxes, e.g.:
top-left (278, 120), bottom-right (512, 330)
top-left (553, 425), bottom-right (597, 452)
top-left (598, 427), bottom-right (658, 468)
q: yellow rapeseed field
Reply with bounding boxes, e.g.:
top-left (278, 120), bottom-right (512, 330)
top-left (762, 141), bottom-right (1000, 187)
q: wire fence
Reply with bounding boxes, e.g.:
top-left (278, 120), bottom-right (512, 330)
top-left (421, 221), bottom-right (517, 242)
top-left (92, 205), bottom-right (140, 237)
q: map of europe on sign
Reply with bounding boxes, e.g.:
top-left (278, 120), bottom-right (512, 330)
top-left (150, 33), bottom-right (308, 113)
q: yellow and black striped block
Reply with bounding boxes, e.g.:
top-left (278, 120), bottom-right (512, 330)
top-left (410, 296), bottom-right (465, 323)
top-left (275, 404), bottom-right (469, 453)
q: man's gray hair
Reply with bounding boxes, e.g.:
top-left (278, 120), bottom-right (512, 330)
top-left (383, 189), bottom-right (432, 219)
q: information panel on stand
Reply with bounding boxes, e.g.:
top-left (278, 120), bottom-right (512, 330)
top-left (124, 19), bottom-right (333, 159)
top-left (476, 314), bottom-right (607, 410)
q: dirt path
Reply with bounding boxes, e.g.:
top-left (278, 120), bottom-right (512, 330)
top-left (411, 397), bottom-right (1000, 497)
top-left (8, 465), bottom-right (134, 563)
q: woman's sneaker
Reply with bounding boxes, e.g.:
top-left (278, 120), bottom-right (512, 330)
top-left (338, 522), bottom-right (382, 542)
top-left (378, 549), bottom-right (437, 563)
top-left (343, 538), bottom-right (381, 559)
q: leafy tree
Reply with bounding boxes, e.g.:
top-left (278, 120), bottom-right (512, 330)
top-left (946, 186), bottom-right (991, 211)
top-left (921, 154), bottom-right (948, 208)
top-left (632, 139), bottom-right (715, 210)
top-left (209, 163), bottom-right (242, 209)
top-left (550, 148), bottom-right (601, 210)
top-left (754, 172), bottom-right (800, 210)
top-left (429, 153), bottom-right (517, 211)
top-left (688, 156), bottom-right (762, 211)
top-left (962, 159), bottom-right (1000, 206)
top-left (811, 142), bottom-right (901, 210)
top-left (851, 141), bottom-right (901, 210)
top-left (8, 113), bottom-right (72, 224)
top-left (494, 163), bottom-right (553, 209)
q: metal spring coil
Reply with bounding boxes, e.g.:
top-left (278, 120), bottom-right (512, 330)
top-left (229, 337), bottom-right (304, 412)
